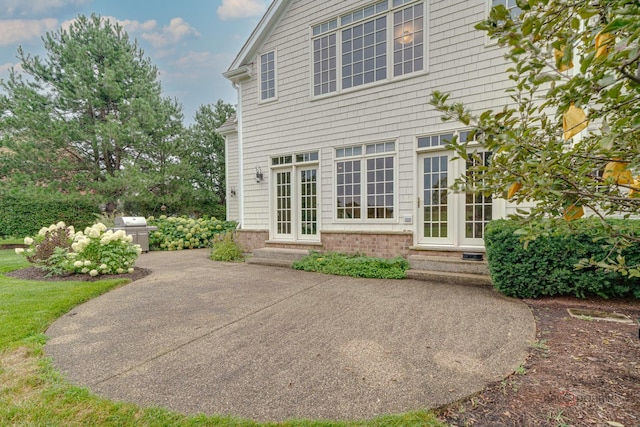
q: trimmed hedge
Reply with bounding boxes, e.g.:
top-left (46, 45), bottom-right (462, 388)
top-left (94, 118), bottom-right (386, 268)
top-left (485, 219), bottom-right (640, 299)
top-left (0, 190), bottom-right (98, 238)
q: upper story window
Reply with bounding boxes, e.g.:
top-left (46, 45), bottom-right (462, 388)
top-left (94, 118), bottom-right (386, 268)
top-left (491, 0), bottom-right (521, 18)
top-left (311, 0), bottom-right (425, 97)
top-left (260, 51), bottom-right (276, 101)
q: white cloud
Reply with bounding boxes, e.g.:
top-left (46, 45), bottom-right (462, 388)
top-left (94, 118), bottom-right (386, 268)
top-left (58, 16), bottom-right (157, 35)
top-left (217, 0), bottom-right (267, 21)
top-left (0, 18), bottom-right (58, 46)
top-left (0, 0), bottom-right (90, 18)
top-left (142, 18), bottom-right (200, 49)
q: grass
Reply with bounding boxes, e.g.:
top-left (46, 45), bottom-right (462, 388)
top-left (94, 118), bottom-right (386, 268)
top-left (0, 238), bottom-right (23, 246)
top-left (0, 249), bottom-right (447, 427)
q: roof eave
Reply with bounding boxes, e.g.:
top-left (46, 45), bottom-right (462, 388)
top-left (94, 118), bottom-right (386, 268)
top-left (222, 65), bottom-right (252, 84)
top-left (224, 0), bottom-right (291, 77)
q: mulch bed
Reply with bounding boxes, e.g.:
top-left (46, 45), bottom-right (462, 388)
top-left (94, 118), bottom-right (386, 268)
top-left (438, 296), bottom-right (640, 427)
top-left (6, 266), bottom-right (152, 282)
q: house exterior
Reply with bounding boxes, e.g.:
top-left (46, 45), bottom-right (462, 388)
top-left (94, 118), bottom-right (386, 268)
top-left (221, 0), bottom-right (525, 259)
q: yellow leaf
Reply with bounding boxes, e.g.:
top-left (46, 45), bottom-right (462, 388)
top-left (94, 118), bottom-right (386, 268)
top-left (563, 204), bottom-right (584, 221)
top-left (595, 31), bottom-right (615, 58)
top-left (603, 161), bottom-right (633, 185)
top-left (554, 47), bottom-right (573, 72)
top-left (563, 104), bottom-right (588, 140)
top-left (508, 182), bottom-right (522, 198)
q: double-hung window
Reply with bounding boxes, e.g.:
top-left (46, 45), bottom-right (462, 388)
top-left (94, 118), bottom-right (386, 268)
top-left (312, 0), bottom-right (425, 97)
top-left (260, 51), bottom-right (276, 101)
top-left (336, 142), bottom-right (395, 220)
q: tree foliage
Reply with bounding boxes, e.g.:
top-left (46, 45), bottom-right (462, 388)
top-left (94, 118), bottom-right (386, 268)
top-left (430, 0), bottom-right (640, 276)
top-left (185, 100), bottom-right (235, 207)
top-left (0, 14), bottom-right (185, 211)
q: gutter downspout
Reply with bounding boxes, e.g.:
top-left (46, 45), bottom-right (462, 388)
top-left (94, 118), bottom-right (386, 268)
top-left (233, 82), bottom-right (244, 229)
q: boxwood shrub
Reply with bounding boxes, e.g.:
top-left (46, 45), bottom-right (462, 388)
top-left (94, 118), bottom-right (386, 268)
top-left (485, 218), bottom-right (640, 299)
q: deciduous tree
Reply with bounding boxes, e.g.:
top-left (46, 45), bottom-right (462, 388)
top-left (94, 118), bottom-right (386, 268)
top-left (430, 0), bottom-right (640, 275)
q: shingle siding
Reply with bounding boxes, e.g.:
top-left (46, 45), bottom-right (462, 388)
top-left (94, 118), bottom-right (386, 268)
top-left (232, 0), bottom-right (521, 246)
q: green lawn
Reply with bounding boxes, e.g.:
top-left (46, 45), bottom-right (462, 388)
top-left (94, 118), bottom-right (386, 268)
top-left (0, 249), bottom-right (447, 427)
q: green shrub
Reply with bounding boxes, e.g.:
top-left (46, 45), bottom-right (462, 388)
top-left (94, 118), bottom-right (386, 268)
top-left (293, 251), bottom-right (409, 279)
top-left (147, 215), bottom-right (237, 251)
top-left (0, 188), bottom-right (98, 238)
top-left (210, 232), bottom-right (244, 262)
top-left (484, 218), bottom-right (640, 299)
top-left (16, 222), bottom-right (141, 276)
top-left (20, 222), bottom-right (74, 273)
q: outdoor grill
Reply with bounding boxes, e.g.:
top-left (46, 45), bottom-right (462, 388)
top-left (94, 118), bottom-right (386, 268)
top-left (113, 217), bottom-right (157, 252)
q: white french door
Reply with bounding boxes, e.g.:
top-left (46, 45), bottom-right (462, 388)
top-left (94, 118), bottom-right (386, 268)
top-left (272, 167), bottom-right (319, 242)
top-left (418, 150), bottom-right (495, 248)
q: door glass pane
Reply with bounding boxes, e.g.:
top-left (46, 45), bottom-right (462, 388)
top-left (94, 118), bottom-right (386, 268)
top-left (300, 169), bottom-right (318, 235)
top-left (276, 171), bottom-right (292, 235)
top-left (423, 155), bottom-right (448, 238)
top-left (465, 152), bottom-right (492, 239)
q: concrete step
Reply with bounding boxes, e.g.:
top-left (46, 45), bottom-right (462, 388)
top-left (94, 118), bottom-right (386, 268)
top-left (408, 254), bottom-right (489, 276)
top-left (247, 247), bottom-right (310, 268)
top-left (245, 257), bottom-right (296, 268)
top-left (406, 269), bottom-right (493, 287)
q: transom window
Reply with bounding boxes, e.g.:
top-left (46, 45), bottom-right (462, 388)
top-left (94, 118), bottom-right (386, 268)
top-left (336, 142), bottom-right (395, 220)
top-left (260, 51), bottom-right (276, 100)
top-left (312, 0), bottom-right (425, 97)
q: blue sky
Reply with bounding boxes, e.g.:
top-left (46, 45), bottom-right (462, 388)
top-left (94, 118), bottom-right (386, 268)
top-left (0, 0), bottom-right (268, 123)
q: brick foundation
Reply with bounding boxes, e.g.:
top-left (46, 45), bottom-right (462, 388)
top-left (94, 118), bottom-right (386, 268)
top-left (235, 229), bottom-right (269, 253)
top-left (236, 230), bottom-right (455, 259)
top-left (321, 231), bottom-right (413, 259)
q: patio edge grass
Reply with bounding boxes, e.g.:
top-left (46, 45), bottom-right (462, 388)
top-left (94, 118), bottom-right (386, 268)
top-left (0, 249), bottom-right (448, 427)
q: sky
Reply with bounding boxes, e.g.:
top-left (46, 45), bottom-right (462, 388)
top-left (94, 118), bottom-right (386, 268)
top-left (0, 0), bottom-right (269, 123)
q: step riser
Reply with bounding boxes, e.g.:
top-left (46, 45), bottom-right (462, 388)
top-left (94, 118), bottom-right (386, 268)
top-left (252, 248), bottom-right (309, 263)
top-left (406, 270), bottom-right (493, 287)
top-left (408, 256), bottom-right (489, 275)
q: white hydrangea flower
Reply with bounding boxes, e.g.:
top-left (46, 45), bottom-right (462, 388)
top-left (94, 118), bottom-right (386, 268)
top-left (89, 270), bottom-right (99, 277)
top-left (81, 268), bottom-right (89, 273)
top-left (95, 223), bottom-right (107, 232)
top-left (15, 248), bottom-right (24, 254)
top-left (100, 263), bottom-right (108, 270)
top-left (88, 228), bottom-right (101, 238)
top-left (56, 221), bottom-right (66, 229)
top-left (116, 268), bottom-right (124, 274)
top-left (84, 260), bottom-right (92, 266)
top-left (74, 260), bottom-right (83, 268)
top-left (127, 268), bottom-right (134, 273)
top-left (24, 237), bottom-right (34, 245)
top-left (38, 227), bottom-right (48, 236)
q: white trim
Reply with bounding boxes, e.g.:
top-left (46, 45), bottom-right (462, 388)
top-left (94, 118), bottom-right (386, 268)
top-left (333, 139), bottom-right (399, 224)
top-left (308, 0), bottom-right (428, 100)
top-left (258, 49), bottom-right (279, 104)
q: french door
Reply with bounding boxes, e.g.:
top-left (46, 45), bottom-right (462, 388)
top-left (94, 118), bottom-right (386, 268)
top-left (418, 151), bottom-right (495, 248)
top-left (273, 167), bottom-right (319, 242)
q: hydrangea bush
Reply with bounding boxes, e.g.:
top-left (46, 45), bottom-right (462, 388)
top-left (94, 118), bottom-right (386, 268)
top-left (148, 215), bottom-right (237, 251)
top-left (16, 222), bottom-right (141, 276)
